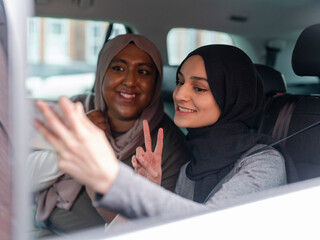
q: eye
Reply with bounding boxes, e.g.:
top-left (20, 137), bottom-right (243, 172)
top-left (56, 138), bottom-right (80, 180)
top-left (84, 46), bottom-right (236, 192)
top-left (176, 77), bottom-right (184, 86)
top-left (194, 87), bottom-right (208, 92)
top-left (112, 66), bottom-right (124, 71)
top-left (138, 69), bottom-right (151, 75)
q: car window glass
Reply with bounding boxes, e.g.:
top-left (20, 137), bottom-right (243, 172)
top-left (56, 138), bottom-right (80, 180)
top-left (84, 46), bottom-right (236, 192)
top-left (26, 17), bottom-right (128, 100)
top-left (167, 28), bottom-right (234, 65)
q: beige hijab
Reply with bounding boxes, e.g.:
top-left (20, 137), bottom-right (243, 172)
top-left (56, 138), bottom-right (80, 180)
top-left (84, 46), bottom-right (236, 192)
top-left (94, 34), bottom-right (164, 161)
top-left (36, 34), bottom-right (164, 221)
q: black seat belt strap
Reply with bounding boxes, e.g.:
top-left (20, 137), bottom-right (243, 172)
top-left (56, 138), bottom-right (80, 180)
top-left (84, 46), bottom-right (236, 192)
top-left (251, 118), bottom-right (320, 156)
top-left (271, 96), bottom-right (301, 144)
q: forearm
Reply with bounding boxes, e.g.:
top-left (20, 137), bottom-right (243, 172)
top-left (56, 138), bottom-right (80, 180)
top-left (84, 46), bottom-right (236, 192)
top-left (94, 163), bottom-right (209, 219)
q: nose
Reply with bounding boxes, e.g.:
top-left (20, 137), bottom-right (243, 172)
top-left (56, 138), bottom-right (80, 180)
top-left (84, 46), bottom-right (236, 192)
top-left (173, 84), bottom-right (189, 102)
top-left (122, 70), bottom-right (136, 88)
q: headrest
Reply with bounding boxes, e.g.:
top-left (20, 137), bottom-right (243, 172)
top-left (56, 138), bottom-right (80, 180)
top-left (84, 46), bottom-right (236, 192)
top-left (292, 23), bottom-right (320, 77)
top-left (254, 64), bottom-right (287, 97)
top-left (161, 65), bottom-right (178, 101)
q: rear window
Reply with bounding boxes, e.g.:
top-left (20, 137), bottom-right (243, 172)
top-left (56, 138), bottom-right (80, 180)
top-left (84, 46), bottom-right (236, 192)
top-left (167, 28), bottom-right (234, 65)
top-left (26, 17), bottom-right (128, 100)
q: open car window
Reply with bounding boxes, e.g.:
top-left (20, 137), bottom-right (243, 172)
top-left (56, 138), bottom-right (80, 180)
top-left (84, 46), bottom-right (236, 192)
top-left (3, 0), bottom-right (320, 239)
top-left (167, 28), bottom-right (234, 65)
top-left (26, 17), bottom-right (129, 100)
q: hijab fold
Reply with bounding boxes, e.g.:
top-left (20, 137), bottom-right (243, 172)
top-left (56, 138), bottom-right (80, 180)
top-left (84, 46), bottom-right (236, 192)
top-left (178, 45), bottom-right (298, 203)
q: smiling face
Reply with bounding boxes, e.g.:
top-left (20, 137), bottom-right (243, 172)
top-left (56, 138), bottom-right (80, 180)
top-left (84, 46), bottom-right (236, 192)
top-left (173, 55), bottom-right (221, 128)
top-left (103, 43), bottom-right (157, 131)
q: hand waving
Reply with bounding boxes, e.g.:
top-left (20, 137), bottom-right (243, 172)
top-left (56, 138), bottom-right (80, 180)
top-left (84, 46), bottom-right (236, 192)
top-left (131, 120), bottom-right (163, 185)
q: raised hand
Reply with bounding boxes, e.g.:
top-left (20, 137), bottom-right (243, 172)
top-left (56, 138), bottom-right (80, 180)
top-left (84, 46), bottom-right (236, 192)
top-left (131, 120), bottom-right (163, 185)
top-left (34, 97), bottom-right (119, 194)
top-left (86, 110), bottom-right (108, 132)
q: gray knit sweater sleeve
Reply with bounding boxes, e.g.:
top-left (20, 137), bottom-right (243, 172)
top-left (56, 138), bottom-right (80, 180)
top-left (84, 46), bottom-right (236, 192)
top-left (95, 147), bottom-right (286, 219)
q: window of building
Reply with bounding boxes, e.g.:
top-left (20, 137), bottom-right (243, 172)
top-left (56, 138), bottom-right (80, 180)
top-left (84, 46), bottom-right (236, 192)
top-left (167, 28), bottom-right (234, 65)
top-left (27, 17), bottom-right (41, 64)
top-left (85, 21), bottom-right (109, 64)
top-left (44, 18), bottom-right (70, 64)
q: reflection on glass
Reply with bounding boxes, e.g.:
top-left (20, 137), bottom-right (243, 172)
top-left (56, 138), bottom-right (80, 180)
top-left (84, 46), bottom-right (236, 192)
top-left (26, 17), bottom-right (129, 239)
top-left (167, 27), bottom-right (234, 65)
top-left (26, 17), bottom-right (127, 101)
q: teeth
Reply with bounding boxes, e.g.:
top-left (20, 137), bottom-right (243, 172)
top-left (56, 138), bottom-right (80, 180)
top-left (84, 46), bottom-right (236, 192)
top-left (178, 106), bottom-right (195, 112)
top-left (120, 92), bottom-right (135, 98)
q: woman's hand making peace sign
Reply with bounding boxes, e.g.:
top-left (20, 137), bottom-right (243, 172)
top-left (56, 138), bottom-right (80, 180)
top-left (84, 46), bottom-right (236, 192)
top-left (132, 120), bottom-right (163, 185)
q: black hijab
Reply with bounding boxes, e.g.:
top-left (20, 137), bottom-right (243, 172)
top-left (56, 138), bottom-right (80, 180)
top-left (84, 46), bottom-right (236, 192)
top-left (176, 45), bottom-right (298, 203)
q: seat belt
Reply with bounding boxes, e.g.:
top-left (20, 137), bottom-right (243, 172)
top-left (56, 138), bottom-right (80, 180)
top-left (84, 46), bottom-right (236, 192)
top-left (205, 96), bottom-right (320, 201)
top-left (271, 95), bottom-right (302, 144)
top-left (204, 117), bottom-right (320, 201)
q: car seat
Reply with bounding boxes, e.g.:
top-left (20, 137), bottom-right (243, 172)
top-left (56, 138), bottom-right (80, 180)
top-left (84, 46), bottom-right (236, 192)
top-left (254, 63), bottom-right (287, 98)
top-left (258, 23), bottom-right (320, 181)
top-left (247, 64), bottom-right (287, 130)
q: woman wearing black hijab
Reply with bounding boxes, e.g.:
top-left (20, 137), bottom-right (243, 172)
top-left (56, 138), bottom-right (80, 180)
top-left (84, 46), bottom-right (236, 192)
top-left (35, 45), bottom-right (297, 219)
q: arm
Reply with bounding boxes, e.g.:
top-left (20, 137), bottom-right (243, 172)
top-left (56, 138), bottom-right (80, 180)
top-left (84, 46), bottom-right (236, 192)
top-left (28, 150), bottom-right (64, 192)
top-left (95, 163), bottom-right (209, 219)
top-left (96, 148), bottom-right (286, 219)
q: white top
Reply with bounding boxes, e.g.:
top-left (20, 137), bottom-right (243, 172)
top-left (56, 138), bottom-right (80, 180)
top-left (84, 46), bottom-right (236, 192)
top-left (28, 150), bottom-right (63, 192)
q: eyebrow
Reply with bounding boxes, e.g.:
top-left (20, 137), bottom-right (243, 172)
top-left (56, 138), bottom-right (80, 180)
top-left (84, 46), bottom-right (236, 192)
top-left (111, 58), bottom-right (154, 68)
top-left (178, 71), bottom-right (208, 81)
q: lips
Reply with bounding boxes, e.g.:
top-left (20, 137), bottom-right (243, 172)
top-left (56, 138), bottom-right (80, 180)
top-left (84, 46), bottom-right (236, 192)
top-left (118, 90), bottom-right (138, 102)
top-left (177, 106), bottom-right (196, 113)
top-left (120, 92), bottom-right (136, 99)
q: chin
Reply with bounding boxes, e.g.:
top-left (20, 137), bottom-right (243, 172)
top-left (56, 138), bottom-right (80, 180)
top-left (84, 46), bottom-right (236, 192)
top-left (174, 117), bottom-right (189, 128)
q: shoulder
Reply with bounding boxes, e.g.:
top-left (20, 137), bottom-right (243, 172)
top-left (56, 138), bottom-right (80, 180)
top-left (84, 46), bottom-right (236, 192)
top-left (240, 144), bottom-right (284, 165)
top-left (233, 144), bottom-right (286, 184)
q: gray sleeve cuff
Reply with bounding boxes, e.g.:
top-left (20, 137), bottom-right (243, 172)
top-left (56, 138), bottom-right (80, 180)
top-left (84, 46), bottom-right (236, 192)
top-left (94, 163), bottom-right (143, 218)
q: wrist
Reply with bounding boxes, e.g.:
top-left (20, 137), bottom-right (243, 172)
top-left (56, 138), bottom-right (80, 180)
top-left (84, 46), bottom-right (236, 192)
top-left (95, 160), bottom-right (120, 195)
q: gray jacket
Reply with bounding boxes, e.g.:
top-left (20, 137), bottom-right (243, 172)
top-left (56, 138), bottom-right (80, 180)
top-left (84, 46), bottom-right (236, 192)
top-left (95, 144), bottom-right (286, 219)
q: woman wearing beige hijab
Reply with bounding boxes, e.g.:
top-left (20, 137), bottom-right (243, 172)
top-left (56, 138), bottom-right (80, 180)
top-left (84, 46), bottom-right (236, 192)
top-left (32, 34), bottom-right (188, 235)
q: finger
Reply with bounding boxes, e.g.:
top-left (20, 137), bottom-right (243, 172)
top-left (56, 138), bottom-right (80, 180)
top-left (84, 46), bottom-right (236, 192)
top-left (34, 119), bottom-right (66, 153)
top-left (143, 120), bottom-right (152, 152)
top-left (154, 128), bottom-right (163, 155)
top-left (131, 155), bottom-right (138, 168)
top-left (37, 100), bottom-right (89, 154)
top-left (132, 157), bottom-right (143, 174)
top-left (136, 147), bottom-right (144, 159)
top-left (135, 156), bottom-right (159, 178)
top-left (60, 98), bottom-right (87, 130)
top-left (36, 100), bottom-right (73, 142)
top-left (61, 99), bottom-right (96, 138)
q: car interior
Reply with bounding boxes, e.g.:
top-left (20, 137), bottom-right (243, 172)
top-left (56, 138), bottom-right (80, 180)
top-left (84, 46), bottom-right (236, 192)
top-left (2, 0), bottom-right (320, 239)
